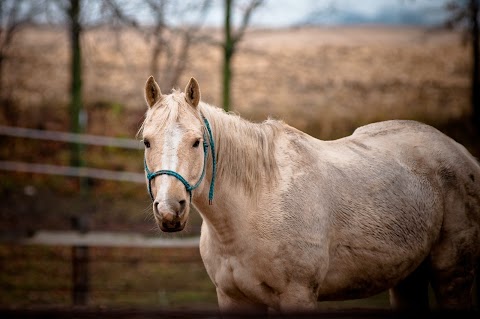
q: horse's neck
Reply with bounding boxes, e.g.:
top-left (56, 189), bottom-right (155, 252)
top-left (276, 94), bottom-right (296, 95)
top-left (193, 103), bottom-right (280, 242)
top-left (194, 189), bottom-right (249, 245)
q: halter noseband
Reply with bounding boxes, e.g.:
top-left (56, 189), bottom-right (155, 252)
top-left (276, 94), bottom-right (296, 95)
top-left (144, 116), bottom-right (216, 204)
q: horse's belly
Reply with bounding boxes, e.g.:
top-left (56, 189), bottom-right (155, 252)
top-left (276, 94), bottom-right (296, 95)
top-left (316, 167), bottom-right (444, 300)
top-left (318, 244), bottom-right (428, 300)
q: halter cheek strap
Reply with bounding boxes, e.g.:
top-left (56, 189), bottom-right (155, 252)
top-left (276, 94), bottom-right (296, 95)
top-left (144, 117), bottom-right (216, 204)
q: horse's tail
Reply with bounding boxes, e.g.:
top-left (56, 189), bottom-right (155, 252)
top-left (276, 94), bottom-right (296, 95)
top-left (472, 155), bottom-right (480, 309)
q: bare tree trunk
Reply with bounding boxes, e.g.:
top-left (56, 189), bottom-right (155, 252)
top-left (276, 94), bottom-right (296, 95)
top-left (146, 0), bottom-right (167, 80)
top-left (221, 0), bottom-right (262, 112)
top-left (222, 0), bottom-right (233, 112)
top-left (168, 32), bottom-right (191, 89)
top-left (0, 53), bottom-right (3, 103)
top-left (0, 0), bottom-right (42, 114)
top-left (0, 1), bottom-right (3, 102)
top-left (470, 0), bottom-right (480, 131)
top-left (67, 0), bottom-right (87, 191)
top-left (149, 39), bottom-right (163, 77)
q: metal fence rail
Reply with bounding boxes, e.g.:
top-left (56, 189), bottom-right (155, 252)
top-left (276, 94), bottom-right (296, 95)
top-left (0, 160), bottom-right (145, 183)
top-left (0, 126), bottom-right (144, 181)
top-left (0, 125), bottom-right (142, 149)
top-left (4, 230), bottom-right (200, 248)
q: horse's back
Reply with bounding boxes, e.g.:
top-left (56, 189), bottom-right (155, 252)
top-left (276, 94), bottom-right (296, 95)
top-left (353, 119), bottom-right (438, 136)
top-left (352, 120), bottom-right (480, 194)
top-left (351, 120), bottom-right (480, 236)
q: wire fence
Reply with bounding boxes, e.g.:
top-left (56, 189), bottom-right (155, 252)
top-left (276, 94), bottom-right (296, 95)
top-left (0, 241), bottom-right (215, 309)
top-left (0, 215), bottom-right (208, 308)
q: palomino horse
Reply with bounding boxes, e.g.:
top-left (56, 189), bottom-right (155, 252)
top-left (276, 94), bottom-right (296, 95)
top-left (140, 76), bottom-right (480, 313)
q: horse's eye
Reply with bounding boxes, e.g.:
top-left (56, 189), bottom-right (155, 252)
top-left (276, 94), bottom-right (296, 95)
top-left (192, 139), bottom-right (200, 148)
top-left (144, 140), bottom-right (150, 148)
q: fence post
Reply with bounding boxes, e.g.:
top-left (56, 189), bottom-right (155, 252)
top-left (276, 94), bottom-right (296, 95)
top-left (71, 216), bottom-right (89, 306)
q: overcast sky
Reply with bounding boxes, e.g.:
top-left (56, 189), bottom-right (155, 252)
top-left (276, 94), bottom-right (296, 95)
top-left (201, 0), bottom-right (450, 27)
top-left (43, 0), bottom-right (451, 28)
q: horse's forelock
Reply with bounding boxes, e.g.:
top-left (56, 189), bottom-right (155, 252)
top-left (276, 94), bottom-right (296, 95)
top-left (140, 90), bottom-right (203, 137)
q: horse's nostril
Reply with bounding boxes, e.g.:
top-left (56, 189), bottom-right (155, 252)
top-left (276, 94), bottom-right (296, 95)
top-left (179, 200), bottom-right (186, 211)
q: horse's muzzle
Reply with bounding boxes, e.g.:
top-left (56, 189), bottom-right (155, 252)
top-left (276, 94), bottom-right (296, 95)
top-left (154, 199), bottom-right (187, 232)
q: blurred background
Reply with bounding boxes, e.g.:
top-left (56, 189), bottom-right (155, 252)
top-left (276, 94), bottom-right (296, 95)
top-left (0, 0), bottom-right (478, 315)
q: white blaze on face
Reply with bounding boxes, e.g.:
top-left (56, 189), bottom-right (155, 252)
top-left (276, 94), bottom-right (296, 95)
top-left (154, 124), bottom-right (184, 209)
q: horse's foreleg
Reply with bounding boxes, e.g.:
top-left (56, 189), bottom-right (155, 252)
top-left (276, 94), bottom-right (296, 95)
top-left (216, 288), bottom-right (267, 315)
top-left (277, 284), bottom-right (318, 313)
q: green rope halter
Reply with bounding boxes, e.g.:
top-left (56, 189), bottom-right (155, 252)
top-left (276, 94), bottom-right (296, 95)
top-left (144, 116), bottom-right (216, 204)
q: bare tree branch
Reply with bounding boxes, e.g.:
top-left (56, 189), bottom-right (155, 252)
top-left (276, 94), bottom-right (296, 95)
top-left (0, 0), bottom-right (45, 105)
top-left (232, 0), bottom-right (263, 44)
top-left (102, 0), bottom-right (139, 28)
top-left (143, 0), bottom-right (212, 87)
top-left (442, 0), bottom-right (480, 131)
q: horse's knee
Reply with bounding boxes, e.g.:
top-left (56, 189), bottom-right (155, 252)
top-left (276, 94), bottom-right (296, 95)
top-left (278, 287), bottom-right (317, 313)
top-left (389, 260), bottom-right (430, 311)
top-left (216, 288), bottom-right (267, 314)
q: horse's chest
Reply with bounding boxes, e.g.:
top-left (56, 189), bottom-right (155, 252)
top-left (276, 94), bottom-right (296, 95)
top-left (202, 244), bottom-right (279, 305)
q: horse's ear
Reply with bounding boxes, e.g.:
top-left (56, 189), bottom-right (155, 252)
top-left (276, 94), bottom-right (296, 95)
top-left (185, 77), bottom-right (200, 108)
top-left (144, 76), bottom-right (162, 108)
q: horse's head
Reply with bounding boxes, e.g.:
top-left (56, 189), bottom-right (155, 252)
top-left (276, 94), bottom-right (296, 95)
top-left (141, 76), bottom-right (207, 232)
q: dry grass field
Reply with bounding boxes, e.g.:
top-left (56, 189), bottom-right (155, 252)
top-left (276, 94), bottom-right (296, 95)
top-left (2, 25), bottom-right (470, 139)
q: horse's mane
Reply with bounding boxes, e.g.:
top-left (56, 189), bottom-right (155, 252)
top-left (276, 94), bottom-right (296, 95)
top-left (199, 102), bottom-right (282, 197)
